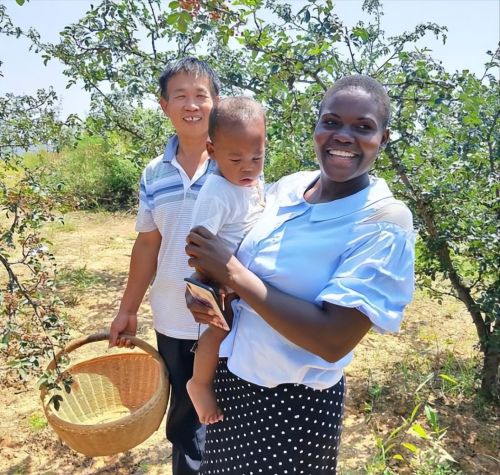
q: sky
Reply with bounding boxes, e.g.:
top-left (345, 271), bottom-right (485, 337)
top-left (1, 0), bottom-right (499, 119)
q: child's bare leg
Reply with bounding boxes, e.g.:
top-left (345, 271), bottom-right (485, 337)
top-left (187, 326), bottom-right (227, 424)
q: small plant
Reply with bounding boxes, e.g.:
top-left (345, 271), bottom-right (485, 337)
top-left (367, 394), bottom-right (462, 474)
top-left (1, 165), bottom-right (72, 384)
top-left (55, 266), bottom-right (103, 307)
top-left (438, 352), bottom-right (480, 398)
top-left (56, 265), bottom-right (102, 289)
top-left (28, 412), bottom-right (48, 431)
top-left (137, 461), bottom-right (151, 473)
top-left (403, 405), bottom-right (459, 473)
top-left (364, 374), bottom-right (383, 419)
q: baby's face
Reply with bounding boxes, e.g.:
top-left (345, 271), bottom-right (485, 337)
top-left (207, 118), bottom-right (266, 187)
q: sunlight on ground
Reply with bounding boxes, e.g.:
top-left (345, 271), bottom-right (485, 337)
top-left (1, 211), bottom-right (497, 475)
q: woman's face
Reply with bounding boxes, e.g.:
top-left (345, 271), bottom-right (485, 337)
top-left (314, 88), bottom-right (389, 191)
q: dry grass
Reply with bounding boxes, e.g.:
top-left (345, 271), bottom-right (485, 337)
top-left (0, 211), bottom-right (498, 475)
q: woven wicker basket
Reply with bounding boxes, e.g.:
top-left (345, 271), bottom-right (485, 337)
top-left (40, 332), bottom-right (169, 457)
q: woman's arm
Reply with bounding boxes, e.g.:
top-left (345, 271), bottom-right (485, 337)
top-left (186, 226), bottom-right (372, 362)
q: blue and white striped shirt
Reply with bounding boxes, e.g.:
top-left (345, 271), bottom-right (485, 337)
top-left (136, 135), bottom-right (217, 339)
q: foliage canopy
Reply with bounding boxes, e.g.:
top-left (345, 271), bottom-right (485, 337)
top-left (1, 0), bottom-right (498, 402)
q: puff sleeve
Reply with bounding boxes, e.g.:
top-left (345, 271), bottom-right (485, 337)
top-left (316, 223), bottom-right (416, 333)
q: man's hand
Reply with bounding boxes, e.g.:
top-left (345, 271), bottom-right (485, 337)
top-left (109, 311), bottom-right (138, 348)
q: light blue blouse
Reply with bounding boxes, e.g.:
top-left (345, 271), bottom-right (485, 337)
top-left (219, 171), bottom-right (416, 390)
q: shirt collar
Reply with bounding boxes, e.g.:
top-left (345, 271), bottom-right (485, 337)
top-left (163, 134), bottom-right (218, 177)
top-left (279, 172), bottom-right (394, 221)
top-left (162, 135), bottom-right (179, 163)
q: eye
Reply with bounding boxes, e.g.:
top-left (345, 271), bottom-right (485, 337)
top-left (230, 159), bottom-right (241, 164)
top-left (175, 95), bottom-right (186, 99)
top-left (323, 118), bottom-right (340, 126)
top-left (357, 124), bottom-right (370, 130)
top-left (252, 157), bottom-right (263, 162)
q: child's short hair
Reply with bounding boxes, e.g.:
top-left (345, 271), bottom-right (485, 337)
top-left (320, 75), bottom-right (391, 127)
top-left (159, 57), bottom-right (221, 99)
top-left (209, 96), bottom-right (266, 141)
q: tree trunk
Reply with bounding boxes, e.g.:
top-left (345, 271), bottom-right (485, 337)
top-left (482, 342), bottom-right (500, 400)
top-left (386, 147), bottom-right (497, 398)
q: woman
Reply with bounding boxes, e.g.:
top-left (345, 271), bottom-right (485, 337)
top-left (185, 75), bottom-right (415, 474)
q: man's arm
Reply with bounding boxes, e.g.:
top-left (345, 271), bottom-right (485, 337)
top-left (109, 229), bottom-right (162, 347)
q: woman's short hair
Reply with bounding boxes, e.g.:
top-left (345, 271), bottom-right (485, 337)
top-left (319, 75), bottom-right (391, 127)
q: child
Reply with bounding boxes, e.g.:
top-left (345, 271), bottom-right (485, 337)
top-left (186, 96), bottom-right (266, 424)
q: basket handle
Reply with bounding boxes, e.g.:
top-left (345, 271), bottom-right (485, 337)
top-left (46, 331), bottom-right (165, 372)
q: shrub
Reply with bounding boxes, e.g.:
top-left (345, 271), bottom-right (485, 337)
top-left (25, 135), bottom-right (142, 210)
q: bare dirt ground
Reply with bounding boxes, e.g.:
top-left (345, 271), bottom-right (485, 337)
top-left (1, 211), bottom-right (498, 474)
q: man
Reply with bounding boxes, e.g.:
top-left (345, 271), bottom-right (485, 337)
top-left (109, 57), bottom-right (220, 475)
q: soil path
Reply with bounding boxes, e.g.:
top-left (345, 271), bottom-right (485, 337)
top-left (1, 212), bottom-right (497, 474)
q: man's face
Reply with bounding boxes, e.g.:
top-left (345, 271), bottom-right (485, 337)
top-left (160, 72), bottom-right (218, 140)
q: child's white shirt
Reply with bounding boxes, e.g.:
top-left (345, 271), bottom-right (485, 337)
top-left (191, 174), bottom-right (265, 254)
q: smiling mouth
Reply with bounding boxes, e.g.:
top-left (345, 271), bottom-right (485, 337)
top-left (327, 149), bottom-right (357, 159)
top-left (184, 117), bottom-right (202, 122)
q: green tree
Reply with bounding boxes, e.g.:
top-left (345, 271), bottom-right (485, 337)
top-left (1, 4), bottom-right (75, 385)
top-left (7, 0), bottom-right (500, 398)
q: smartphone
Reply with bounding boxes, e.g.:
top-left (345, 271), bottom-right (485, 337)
top-left (184, 277), bottom-right (230, 331)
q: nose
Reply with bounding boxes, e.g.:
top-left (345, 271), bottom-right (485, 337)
top-left (241, 161), bottom-right (257, 173)
top-left (183, 96), bottom-right (199, 110)
top-left (333, 125), bottom-right (354, 143)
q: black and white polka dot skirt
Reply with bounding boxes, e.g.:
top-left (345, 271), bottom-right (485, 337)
top-left (200, 359), bottom-right (345, 475)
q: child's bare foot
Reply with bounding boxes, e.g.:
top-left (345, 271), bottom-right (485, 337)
top-left (187, 379), bottom-right (224, 425)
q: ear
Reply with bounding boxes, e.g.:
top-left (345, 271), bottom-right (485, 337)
top-left (159, 97), bottom-right (169, 118)
top-left (206, 139), bottom-right (215, 156)
top-left (380, 128), bottom-right (390, 149)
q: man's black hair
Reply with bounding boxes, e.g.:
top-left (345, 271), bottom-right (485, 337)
top-left (159, 57), bottom-right (221, 99)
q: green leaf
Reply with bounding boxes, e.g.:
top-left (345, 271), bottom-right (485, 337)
top-left (402, 442), bottom-right (419, 453)
top-left (352, 26), bottom-right (369, 42)
top-left (408, 423), bottom-right (429, 440)
top-left (392, 454), bottom-right (405, 461)
top-left (415, 372), bottom-right (434, 393)
top-left (179, 10), bottom-right (192, 22)
top-left (439, 373), bottom-right (458, 385)
top-left (192, 31), bottom-right (202, 45)
top-left (177, 17), bottom-right (188, 34)
top-left (166, 13), bottom-right (179, 25)
top-left (16, 0), bottom-right (26, 5)
top-left (424, 404), bottom-right (438, 430)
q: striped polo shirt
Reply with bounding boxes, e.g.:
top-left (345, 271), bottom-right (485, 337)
top-left (136, 135), bottom-right (217, 339)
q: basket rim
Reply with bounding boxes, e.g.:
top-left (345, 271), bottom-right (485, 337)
top-left (40, 333), bottom-right (169, 433)
top-left (42, 359), bottom-right (167, 432)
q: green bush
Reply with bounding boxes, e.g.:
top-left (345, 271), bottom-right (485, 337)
top-left (24, 135), bottom-right (142, 210)
top-left (103, 153), bottom-right (142, 208)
